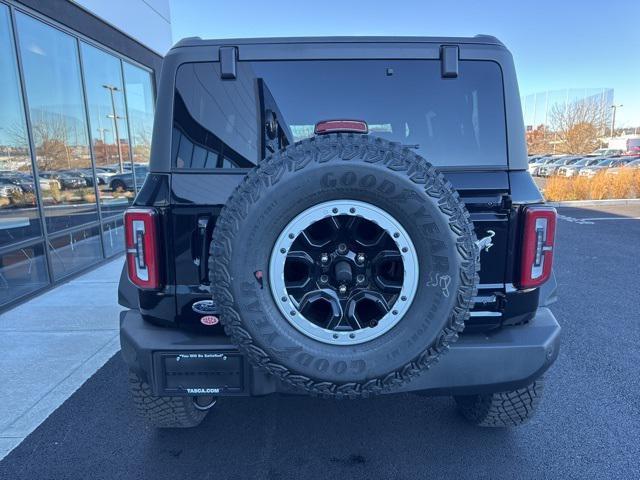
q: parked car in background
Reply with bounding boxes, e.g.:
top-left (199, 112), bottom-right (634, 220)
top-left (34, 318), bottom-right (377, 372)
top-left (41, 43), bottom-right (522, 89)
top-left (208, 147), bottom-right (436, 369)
top-left (94, 167), bottom-right (118, 185)
top-left (537, 156), bottom-right (582, 177)
top-left (1, 171), bottom-right (62, 192)
top-left (0, 178), bottom-right (23, 197)
top-left (591, 148), bottom-right (625, 156)
top-left (0, 172), bottom-right (35, 193)
top-left (65, 169), bottom-right (96, 187)
top-left (528, 154), bottom-right (552, 163)
top-left (579, 158), bottom-right (632, 177)
top-left (109, 166), bottom-right (148, 191)
top-left (36, 176), bottom-right (60, 191)
top-left (528, 156), bottom-right (562, 176)
top-left (558, 157), bottom-right (603, 177)
top-left (39, 172), bottom-right (87, 189)
top-left (605, 157), bottom-right (640, 175)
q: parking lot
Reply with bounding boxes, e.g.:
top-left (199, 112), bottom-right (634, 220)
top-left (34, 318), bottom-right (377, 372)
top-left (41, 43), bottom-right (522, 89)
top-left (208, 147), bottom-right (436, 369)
top-left (1, 203), bottom-right (639, 480)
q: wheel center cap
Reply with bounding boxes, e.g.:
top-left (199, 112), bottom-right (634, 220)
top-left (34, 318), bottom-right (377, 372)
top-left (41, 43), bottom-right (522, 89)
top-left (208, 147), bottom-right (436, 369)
top-left (334, 260), bottom-right (353, 283)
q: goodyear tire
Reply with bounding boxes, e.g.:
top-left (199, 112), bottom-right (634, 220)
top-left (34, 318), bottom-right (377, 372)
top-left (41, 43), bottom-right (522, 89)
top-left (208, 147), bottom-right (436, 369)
top-left (455, 377), bottom-right (545, 427)
top-left (210, 134), bottom-right (479, 398)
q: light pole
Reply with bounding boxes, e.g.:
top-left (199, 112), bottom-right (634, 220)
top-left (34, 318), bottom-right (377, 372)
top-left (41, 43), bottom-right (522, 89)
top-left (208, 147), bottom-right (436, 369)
top-left (96, 127), bottom-right (109, 164)
top-left (610, 104), bottom-right (623, 138)
top-left (102, 84), bottom-right (125, 173)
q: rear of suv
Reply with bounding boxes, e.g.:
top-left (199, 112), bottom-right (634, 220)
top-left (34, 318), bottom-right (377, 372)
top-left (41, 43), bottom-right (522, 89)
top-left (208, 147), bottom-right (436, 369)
top-left (118, 36), bottom-right (560, 428)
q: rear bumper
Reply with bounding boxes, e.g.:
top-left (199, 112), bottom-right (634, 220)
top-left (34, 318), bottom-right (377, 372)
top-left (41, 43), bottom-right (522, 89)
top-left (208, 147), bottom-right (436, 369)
top-left (120, 307), bottom-right (560, 397)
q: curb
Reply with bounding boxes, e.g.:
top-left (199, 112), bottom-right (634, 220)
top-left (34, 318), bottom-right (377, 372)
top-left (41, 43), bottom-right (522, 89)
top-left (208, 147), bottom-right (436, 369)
top-left (548, 198), bottom-right (640, 207)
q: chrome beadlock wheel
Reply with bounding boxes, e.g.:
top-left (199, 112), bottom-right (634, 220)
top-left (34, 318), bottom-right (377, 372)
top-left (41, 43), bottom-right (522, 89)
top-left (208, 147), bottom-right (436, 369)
top-left (269, 200), bottom-right (418, 345)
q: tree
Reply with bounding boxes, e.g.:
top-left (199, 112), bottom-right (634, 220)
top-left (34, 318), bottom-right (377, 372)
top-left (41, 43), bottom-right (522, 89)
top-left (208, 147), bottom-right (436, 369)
top-left (31, 117), bottom-right (73, 171)
top-left (131, 122), bottom-right (151, 163)
top-left (549, 97), bottom-right (608, 154)
top-left (526, 124), bottom-right (552, 154)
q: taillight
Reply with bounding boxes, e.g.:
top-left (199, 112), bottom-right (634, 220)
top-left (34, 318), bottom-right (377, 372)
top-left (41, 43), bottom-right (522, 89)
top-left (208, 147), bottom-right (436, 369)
top-left (124, 208), bottom-right (160, 289)
top-left (314, 120), bottom-right (369, 135)
top-left (518, 206), bottom-right (557, 289)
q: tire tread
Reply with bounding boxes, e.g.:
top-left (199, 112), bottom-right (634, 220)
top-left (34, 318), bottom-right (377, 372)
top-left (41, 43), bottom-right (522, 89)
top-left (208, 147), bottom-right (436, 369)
top-left (455, 377), bottom-right (545, 427)
top-left (128, 371), bottom-right (207, 428)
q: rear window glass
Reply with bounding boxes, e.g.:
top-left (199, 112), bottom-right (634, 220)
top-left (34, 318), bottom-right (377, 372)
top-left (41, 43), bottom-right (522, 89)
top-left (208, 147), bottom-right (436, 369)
top-left (173, 59), bottom-right (507, 169)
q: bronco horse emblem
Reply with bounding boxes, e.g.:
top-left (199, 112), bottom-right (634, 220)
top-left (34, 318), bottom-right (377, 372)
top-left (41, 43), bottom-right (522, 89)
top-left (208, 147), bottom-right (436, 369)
top-left (475, 230), bottom-right (496, 260)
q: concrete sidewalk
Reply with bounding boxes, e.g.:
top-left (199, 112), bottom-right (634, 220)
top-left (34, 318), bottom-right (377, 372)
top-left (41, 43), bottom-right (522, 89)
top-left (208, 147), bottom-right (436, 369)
top-left (0, 257), bottom-right (124, 460)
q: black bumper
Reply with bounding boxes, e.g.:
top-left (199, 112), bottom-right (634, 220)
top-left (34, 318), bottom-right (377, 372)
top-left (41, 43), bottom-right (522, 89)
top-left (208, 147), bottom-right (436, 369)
top-left (120, 308), bottom-right (560, 397)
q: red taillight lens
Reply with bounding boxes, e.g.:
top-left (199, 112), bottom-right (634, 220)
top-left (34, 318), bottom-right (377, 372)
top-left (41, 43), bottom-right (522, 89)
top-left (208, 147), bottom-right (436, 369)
top-left (518, 207), bottom-right (557, 288)
top-left (518, 206), bottom-right (557, 289)
top-left (124, 208), bottom-right (160, 289)
top-left (314, 120), bottom-right (369, 135)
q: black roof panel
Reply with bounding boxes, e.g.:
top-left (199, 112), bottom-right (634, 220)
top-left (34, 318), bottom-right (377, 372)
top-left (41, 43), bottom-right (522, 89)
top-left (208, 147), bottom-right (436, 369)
top-left (172, 35), bottom-right (504, 49)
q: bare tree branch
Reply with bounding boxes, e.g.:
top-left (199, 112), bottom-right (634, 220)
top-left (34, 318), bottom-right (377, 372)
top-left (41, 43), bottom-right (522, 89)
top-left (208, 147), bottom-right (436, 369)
top-left (548, 97), bottom-right (608, 154)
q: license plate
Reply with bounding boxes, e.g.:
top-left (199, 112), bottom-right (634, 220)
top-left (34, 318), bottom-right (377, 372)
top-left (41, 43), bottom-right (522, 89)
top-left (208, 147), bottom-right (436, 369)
top-left (158, 351), bottom-right (244, 395)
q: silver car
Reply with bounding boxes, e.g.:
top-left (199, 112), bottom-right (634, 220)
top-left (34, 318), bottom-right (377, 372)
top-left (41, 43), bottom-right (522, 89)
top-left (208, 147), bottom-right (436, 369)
top-left (579, 158), bottom-right (632, 178)
top-left (537, 156), bottom-right (582, 177)
top-left (605, 158), bottom-right (640, 175)
top-left (558, 157), bottom-right (603, 177)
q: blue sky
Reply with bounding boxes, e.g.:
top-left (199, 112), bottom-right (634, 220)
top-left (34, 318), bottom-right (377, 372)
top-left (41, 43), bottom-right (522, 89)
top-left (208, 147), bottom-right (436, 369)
top-left (169, 0), bottom-right (640, 126)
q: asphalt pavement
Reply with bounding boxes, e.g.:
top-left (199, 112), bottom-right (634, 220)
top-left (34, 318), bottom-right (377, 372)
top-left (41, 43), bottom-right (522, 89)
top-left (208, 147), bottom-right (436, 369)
top-left (1, 204), bottom-right (639, 480)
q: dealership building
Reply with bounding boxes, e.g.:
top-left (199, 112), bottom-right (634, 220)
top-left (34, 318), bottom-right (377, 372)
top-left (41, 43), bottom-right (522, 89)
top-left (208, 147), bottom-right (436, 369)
top-left (0, 0), bottom-right (171, 310)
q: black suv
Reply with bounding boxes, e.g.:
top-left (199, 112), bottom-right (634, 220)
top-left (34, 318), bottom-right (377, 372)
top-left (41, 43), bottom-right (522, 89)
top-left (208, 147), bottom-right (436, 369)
top-left (118, 36), bottom-right (560, 429)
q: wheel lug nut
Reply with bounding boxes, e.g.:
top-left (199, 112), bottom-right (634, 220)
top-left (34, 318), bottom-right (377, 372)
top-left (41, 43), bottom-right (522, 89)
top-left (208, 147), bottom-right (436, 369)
top-left (338, 243), bottom-right (347, 254)
top-left (320, 274), bottom-right (329, 284)
top-left (356, 253), bottom-right (365, 264)
top-left (356, 274), bottom-right (365, 284)
top-left (320, 253), bottom-right (329, 264)
top-left (369, 319), bottom-right (378, 328)
top-left (338, 284), bottom-right (347, 295)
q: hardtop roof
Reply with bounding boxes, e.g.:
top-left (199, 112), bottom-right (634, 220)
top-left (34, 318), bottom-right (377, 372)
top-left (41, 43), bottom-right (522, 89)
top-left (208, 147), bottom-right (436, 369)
top-left (172, 35), bottom-right (504, 50)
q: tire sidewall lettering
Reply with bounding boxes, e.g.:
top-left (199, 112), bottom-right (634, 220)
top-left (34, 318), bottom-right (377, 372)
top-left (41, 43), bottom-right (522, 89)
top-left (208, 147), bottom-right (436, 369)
top-left (321, 171), bottom-right (399, 194)
top-left (294, 353), bottom-right (365, 375)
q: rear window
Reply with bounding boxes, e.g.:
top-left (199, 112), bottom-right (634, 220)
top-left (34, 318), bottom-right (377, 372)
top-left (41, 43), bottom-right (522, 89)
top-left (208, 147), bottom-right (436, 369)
top-left (172, 59), bottom-right (507, 169)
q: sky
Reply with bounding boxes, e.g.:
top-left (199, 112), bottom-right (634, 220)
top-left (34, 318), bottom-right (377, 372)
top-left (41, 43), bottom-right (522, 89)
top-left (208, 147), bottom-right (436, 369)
top-left (169, 0), bottom-right (640, 127)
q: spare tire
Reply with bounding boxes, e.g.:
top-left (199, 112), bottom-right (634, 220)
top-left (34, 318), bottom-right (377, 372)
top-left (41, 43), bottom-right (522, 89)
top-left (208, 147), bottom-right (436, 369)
top-left (210, 134), bottom-right (479, 398)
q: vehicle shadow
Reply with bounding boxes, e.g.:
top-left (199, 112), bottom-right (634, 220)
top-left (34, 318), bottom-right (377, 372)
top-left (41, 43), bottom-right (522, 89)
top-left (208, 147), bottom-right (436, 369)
top-left (0, 348), bottom-right (545, 480)
top-left (144, 386), bottom-right (523, 479)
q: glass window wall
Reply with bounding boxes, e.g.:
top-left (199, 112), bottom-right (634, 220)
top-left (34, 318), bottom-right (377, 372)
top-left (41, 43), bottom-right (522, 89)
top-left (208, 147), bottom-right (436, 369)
top-left (16, 12), bottom-right (98, 234)
top-left (123, 62), bottom-right (154, 190)
top-left (0, 4), bottom-right (155, 310)
top-left (0, 5), bottom-right (42, 250)
top-left (80, 42), bottom-right (134, 218)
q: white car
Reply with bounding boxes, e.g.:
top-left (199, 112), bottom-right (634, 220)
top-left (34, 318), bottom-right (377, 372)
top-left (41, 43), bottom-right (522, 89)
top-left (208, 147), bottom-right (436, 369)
top-left (38, 177), bottom-right (61, 191)
top-left (528, 156), bottom-right (561, 176)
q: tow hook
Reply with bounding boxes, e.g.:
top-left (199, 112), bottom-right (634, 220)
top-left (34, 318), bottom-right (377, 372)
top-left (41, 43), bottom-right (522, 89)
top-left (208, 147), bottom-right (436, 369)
top-left (193, 396), bottom-right (217, 411)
